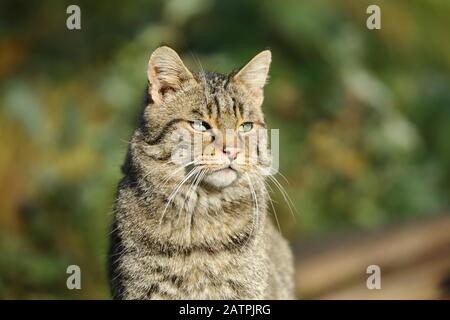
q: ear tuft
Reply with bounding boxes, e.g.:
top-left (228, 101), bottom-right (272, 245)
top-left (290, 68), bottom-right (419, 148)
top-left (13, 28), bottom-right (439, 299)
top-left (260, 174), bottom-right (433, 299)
top-left (234, 50), bottom-right (272, 91)
top-left (147, 46), bottom-right (194, 104)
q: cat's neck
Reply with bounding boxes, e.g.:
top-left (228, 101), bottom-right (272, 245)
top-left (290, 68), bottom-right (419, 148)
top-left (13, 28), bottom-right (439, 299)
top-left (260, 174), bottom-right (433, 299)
top-left (119, 173), bottom-right (268, 254)
top-left (156, 179), bottom-right (266, 247)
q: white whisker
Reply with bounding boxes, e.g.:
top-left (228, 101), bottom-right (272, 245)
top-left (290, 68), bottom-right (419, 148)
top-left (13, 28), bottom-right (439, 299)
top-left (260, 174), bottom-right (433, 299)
top-left (245, 173), bottom-right (259, 247)
top-left (159, 167), bottom-right (200, 229)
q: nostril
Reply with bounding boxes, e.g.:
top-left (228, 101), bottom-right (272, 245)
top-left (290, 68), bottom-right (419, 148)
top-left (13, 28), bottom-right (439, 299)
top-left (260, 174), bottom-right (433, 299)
top-left (224, 147), bottom-right (240, 160)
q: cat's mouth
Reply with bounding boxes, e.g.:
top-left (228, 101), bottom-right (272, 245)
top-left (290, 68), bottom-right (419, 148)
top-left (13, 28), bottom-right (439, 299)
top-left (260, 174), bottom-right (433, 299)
top-left (203, 166), bottom-right (239, 189)
top-left (214, 165), bottom-right (236, 173)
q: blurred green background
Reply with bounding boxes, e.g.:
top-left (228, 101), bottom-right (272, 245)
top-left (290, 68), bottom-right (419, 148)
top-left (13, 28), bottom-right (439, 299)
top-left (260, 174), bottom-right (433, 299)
top-left (0, 0), bottom-right (449, 299)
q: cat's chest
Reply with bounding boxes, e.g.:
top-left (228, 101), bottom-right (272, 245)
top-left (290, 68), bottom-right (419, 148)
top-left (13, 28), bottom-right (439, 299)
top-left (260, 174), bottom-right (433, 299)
top-left (175, 186), bottom-right (251, 217)
top-left (151, 250), bottom-right (266, 299)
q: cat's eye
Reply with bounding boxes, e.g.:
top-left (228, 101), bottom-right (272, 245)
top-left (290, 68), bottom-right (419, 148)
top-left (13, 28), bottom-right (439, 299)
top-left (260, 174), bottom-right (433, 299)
top-left (191, 120), bottom-right (211, 132)
top-left (238, 122), bottom-right (253, 133)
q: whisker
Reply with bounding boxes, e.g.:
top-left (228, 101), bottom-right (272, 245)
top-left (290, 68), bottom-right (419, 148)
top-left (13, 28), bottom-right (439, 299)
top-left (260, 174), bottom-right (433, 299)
top-left (254, 165), bottom-right (298, 223)
top-left (120, 139), bottom-right (132, 145)
top-left (266, 174), bottom-right (298, 223)
top-left (152, 160), bottom-right (198, 191)
top-left (244, 173), bottom-right (259, 247)
top-left (262, 180), bottom-right (282, 233)
top-left (276, 171), bottom-right (290, 185)
top-left (177, 168), bottom-right (202, 225)
top-left (159, 167), bottom-right (200, 228)
top-left (184, 169), bottom-right (207, 241)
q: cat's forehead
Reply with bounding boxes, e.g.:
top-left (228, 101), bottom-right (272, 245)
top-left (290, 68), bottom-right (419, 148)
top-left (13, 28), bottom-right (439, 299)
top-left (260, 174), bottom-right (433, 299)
top-left (187, 71), bottom-right (263, 127)
top-left (197, 71), bottom-right (231, 95)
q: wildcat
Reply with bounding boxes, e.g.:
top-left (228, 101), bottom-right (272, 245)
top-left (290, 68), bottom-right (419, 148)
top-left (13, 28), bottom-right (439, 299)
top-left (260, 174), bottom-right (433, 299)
top-left (107, 46), bottom-right (294, 299)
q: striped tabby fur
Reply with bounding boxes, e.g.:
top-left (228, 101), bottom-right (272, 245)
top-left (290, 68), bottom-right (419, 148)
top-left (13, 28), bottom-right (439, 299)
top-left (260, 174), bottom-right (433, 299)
top-left (108, 47), bottom-right (294, 299)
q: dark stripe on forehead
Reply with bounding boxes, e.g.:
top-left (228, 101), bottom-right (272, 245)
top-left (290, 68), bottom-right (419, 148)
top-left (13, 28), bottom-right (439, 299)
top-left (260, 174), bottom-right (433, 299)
top-left (224, 75), bottom-right (231, 89)
top-left (214, 95), bottom-right (221, 117)
top-left (191, 108), bottom-right (204, 118)
top-left (206, 101), bottom-right (213, 118)
top-left (205, 72), bottom-right (229, 93)
top-left (232, 97), bottom-right (237, 118)
top-left (203, 72), bottom-right (237, 119)
top-left (237, 100), bottom-right (244, 118)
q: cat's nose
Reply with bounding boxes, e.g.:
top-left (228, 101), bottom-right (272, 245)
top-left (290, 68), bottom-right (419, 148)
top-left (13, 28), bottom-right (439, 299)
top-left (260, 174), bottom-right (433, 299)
top-left (223, 147), bottom-right (240, 161)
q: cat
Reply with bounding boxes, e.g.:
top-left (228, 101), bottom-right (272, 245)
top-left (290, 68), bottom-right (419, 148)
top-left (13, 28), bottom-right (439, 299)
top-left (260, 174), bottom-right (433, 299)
top-left (107, 46), bottom-right (295, 299)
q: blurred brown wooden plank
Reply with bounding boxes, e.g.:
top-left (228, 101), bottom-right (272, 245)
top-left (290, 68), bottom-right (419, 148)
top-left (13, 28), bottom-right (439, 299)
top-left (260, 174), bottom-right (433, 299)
top-left (320, 254), bottom-right (450, 299)
top-left (295, 214), bottom-right (450, 298)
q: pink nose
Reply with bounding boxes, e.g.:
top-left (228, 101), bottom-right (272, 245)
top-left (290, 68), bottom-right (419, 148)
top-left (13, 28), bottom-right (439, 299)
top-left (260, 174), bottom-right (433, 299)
top-left (223, 147), bottom-right (240, 161)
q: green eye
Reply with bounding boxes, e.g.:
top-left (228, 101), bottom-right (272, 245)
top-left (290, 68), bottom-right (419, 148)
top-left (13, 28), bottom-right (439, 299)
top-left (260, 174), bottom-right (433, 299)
top-left (239, 122), bottom-right (253, 133)
top-left (191, 120), bottom-right (210, 132)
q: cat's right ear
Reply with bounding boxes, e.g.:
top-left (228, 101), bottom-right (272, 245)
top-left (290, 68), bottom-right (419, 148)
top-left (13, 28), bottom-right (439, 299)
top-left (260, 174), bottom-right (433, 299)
top-left (147, 46), bottom-right (195, 105)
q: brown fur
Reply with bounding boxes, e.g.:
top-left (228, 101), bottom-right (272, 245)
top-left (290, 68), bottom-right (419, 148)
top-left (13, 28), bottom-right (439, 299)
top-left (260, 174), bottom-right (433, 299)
top-left (108, 47), bottom-right (294, 299)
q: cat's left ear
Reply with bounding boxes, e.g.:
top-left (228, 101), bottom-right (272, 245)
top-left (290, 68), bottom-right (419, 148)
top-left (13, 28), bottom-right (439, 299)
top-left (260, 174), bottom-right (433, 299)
top-left (147, 46), bottom-right (195, 105)
top-left (233, 50), bottom-right (271, 94)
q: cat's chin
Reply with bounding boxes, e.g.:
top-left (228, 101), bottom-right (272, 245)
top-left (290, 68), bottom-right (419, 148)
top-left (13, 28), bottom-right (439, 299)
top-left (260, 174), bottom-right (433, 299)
top-left (203, 168), bottom-right (238, 189)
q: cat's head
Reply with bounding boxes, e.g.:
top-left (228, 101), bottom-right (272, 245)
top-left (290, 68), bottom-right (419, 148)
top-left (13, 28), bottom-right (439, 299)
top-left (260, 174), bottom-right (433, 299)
top-left (140, 46), bottom-right (272, 189)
